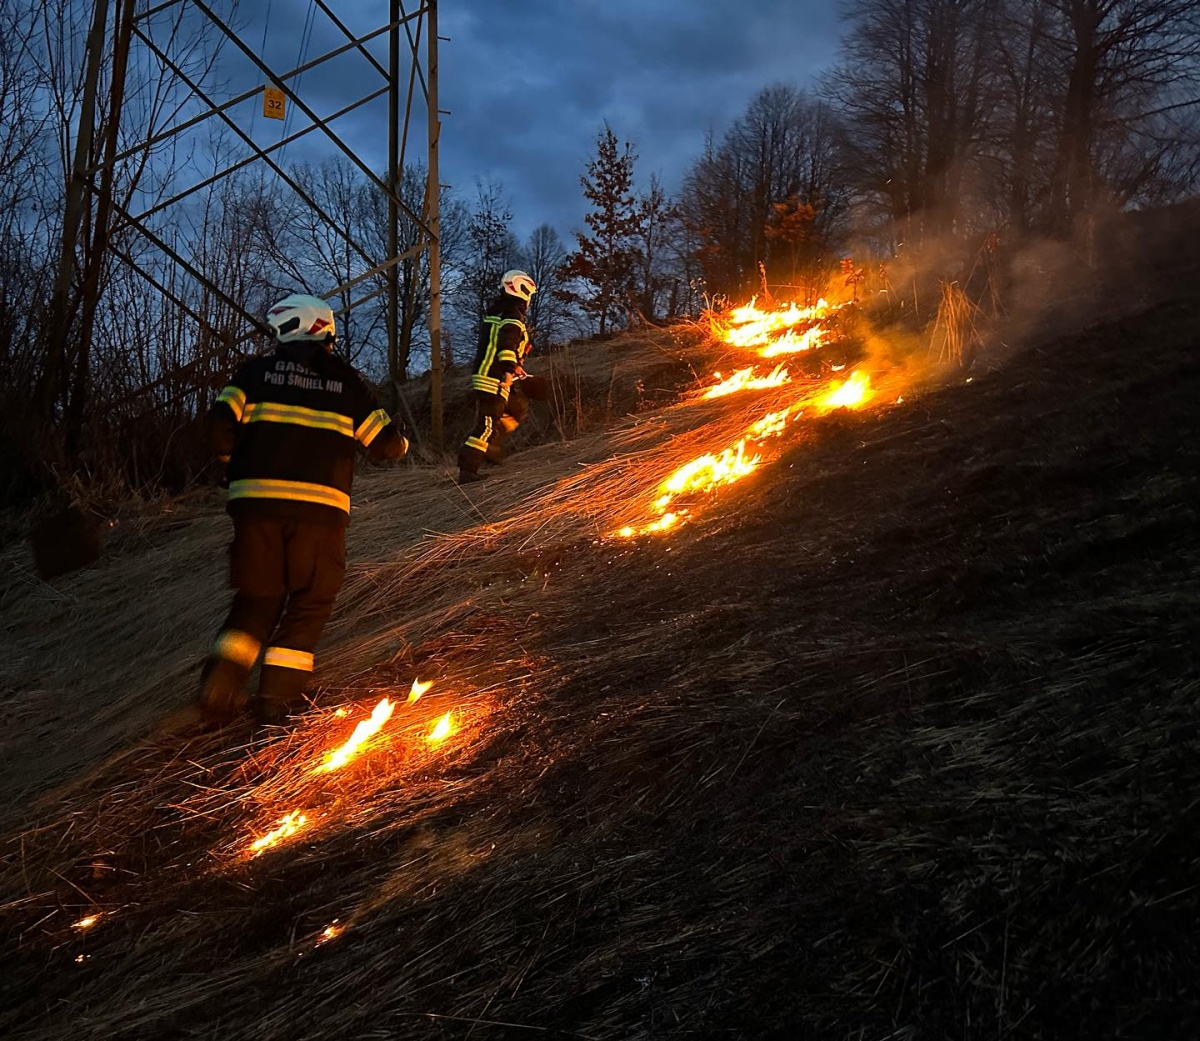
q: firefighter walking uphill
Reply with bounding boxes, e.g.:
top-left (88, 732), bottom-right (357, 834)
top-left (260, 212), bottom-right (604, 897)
top-left (457, 269), bottom-right (537, 485)
top-left (198, 293), bottom-right (409, 728)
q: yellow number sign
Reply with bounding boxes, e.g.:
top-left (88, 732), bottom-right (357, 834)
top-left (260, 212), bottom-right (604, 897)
top-left (263, 87), bottom-right (286, 121)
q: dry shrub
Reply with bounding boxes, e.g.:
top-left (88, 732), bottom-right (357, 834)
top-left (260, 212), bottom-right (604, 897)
top-left (929, 279), bottom-right (984, 368)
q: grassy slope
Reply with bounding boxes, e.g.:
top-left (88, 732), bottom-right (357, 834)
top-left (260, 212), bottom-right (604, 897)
top-left (1, 215), bottom-right (1198, 1039)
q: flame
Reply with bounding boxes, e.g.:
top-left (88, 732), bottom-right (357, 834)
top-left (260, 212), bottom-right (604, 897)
top-left (758, 325), bottom-right (826, 357)
top-left (72, 913), bottom-right (103, 931)
top-left (249, 810), bottom-right (308, 854)
top-left (407, 678), bottom-right (433, 704)
top-left (702, 363), bottom-right (791, 399)
top-left (428, 711), bottom-right (455, 744)
top-left (819, 371), bottom-right (871, 409)
top-left (719, 298), bottom-right (838, 348)
top-left (614, 292), bottom-right (886, 540)
top-left (318, 697), bottom-right (395, 773)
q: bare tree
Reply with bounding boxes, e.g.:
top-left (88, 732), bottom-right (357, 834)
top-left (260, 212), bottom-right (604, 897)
top-left (518, 223), bottom-right (575, 346)
top-left (1042, 0), bottom-right (1200, 230)
top-left (680, 85), bottom-right (849, 298)
top-left (826, 0), bottom-right (999, 245)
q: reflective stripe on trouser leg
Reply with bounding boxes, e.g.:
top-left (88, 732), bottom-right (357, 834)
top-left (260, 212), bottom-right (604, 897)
top-left (464, 416), bottom-right (493, 453)
top-left (258, 650), bottom-right (314, 718)
top-left (459, 393), bottom-right (502, 473)
top-left (211, 628), bottom-right (260, 668)
top-left (262, 646), bottom-right (314, 671)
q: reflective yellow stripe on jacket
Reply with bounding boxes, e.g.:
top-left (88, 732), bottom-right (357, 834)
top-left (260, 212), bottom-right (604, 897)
top-left (217, 385), bottom-right (247, 422)
top-left (243, 401), bottom-right (354, 437)
top-left (228, 478), bottom-right (351, 513)
top-left (471, 316), bottom-right (527, 394)
top-left (355, 408), bottom-right (390, 446)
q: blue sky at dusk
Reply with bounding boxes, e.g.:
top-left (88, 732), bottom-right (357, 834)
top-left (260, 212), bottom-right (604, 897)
top-left (220, 1), bottom-right (845, 242)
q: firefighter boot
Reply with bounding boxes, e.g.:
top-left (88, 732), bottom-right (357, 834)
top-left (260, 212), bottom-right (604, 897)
top-left (197, 657), bottom-right (250, 727)
top-left (254, 663), bottom-right (310, 728)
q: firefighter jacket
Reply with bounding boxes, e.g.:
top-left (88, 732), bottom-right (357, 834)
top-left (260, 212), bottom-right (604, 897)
top-left (470, 296), bottom-right (530, 400)
top-left (209, 341), bottom-right (408, 527)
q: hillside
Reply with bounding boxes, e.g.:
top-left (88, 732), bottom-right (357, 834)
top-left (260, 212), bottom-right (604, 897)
top-left (2, 208), bottom-right (1199, 1039)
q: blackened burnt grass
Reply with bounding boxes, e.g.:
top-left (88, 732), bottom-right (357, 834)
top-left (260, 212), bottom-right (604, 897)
top-left (1, 268), bottom-right (1198, 1038)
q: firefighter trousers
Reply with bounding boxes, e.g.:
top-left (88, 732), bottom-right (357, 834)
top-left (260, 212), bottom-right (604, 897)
top-left (199, 514), bottom-right (346, 724)
top-left (457, 386), bottom-right (529, 476)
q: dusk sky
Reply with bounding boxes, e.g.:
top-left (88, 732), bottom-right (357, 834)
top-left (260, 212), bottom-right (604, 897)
top-left (232, 1), bottom-right (847, 244)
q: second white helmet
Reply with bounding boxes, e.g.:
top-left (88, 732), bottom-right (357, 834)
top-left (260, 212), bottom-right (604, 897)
top-left (500, 269), bottom-right (537, 304)
top-left (266, 293), bottom-right (336, 343)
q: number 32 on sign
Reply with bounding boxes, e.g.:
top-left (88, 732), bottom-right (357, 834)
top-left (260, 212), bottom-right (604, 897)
top-left (263, 87), bottom-right (286, 121)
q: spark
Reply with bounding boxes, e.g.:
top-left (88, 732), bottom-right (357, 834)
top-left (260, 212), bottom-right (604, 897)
top-left (316, 920), bottom-right (343, 945)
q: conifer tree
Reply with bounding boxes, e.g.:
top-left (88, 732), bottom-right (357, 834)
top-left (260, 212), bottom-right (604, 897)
top-left (560, 124), bottom-right (641, 335)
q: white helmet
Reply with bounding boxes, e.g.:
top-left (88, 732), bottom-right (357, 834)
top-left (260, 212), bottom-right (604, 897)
top-left (266, 293), bottom-right (336, 343)
top-left (500, 269), bottom-right (537, 303)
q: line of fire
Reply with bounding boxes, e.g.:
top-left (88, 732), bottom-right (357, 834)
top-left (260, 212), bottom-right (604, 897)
top-left (57, 287), bottom-right (924, 943)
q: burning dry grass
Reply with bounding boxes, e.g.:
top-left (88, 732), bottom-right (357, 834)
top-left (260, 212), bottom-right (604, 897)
top-left (2, 285), bottom-right (1199, 1038)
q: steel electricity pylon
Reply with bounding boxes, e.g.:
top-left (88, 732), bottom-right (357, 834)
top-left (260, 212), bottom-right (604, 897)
top-left (45, 0), bottom-right (448, 450)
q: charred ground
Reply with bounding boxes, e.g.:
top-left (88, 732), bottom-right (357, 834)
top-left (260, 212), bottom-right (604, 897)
top-left (1, 207), bottom-right (1198, 1039)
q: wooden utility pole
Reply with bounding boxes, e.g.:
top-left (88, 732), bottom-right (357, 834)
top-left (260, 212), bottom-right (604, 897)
top-left (387, 0), bottom-right (400, 388)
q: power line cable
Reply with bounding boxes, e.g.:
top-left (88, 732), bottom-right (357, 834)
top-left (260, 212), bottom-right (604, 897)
top-left (279, 2), bottom-right (317, 164)
top-left (249, 0), bottom-right (274, 141)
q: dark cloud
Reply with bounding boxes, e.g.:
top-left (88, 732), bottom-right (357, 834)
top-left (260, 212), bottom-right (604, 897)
top-left (226, 0), bottom-right (844, 244)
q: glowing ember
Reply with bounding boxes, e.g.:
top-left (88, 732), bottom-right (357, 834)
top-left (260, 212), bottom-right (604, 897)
top-left (819, 371), bottom-right (871, 409)
top-left (72, 913), bottom-right (103, 931)
top-left (318, 697), bottom-right (395, 773)
top-left (702, 363), bottom-right (791, 399)
top-left (316, 921), bottom-right (343, 945)
top-left (428, 711), bottom-right (455, 743)
top-left (407, 678), bottom-right (433, 704)
top-left (249, 810), bottom-right (308, 854)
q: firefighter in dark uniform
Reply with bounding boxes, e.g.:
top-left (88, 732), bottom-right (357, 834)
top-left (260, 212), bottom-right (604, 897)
top-left (457, 269), bottom-right (537, 484)
top-left (198, 293), bottom-right (408, 727)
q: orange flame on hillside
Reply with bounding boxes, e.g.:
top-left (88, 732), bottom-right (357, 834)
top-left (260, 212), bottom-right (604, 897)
top-left (614, 293), bottom-right (878, 540)
top-left (703, 363), bottom-right (791, 399)
top-left (820, 370), bottom-right (871, 408)
top-left (318, 698), bottom-right (395, 773)
top-left (428, 711), bottom-right (455, 744)
top-left (244, 678), bottom-right (441, 856)
top-left (249, 810), bottom-right (309, 855)
top-left (719, 298), bottom-right (840, 349)
top-left (407, 678), bottom-right (433, 704)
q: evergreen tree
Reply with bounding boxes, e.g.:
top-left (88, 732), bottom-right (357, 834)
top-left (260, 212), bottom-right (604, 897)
top-left (560, 124), bottom-right (641, 335)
